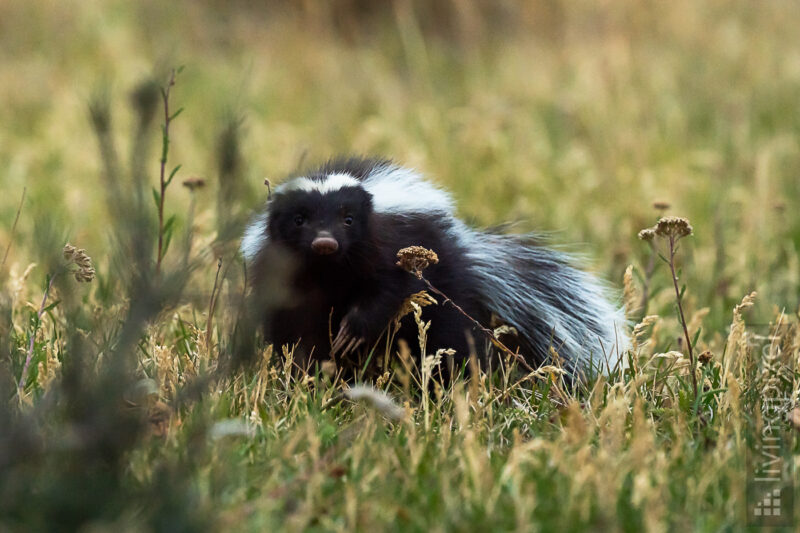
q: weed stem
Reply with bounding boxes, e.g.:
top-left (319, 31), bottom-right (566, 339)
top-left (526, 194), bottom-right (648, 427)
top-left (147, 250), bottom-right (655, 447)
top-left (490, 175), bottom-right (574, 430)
top-left (18, 272), bottom-right (58, 394)
top-left (206, 258), bottom-right (223, 357)
top-left (1, 187), bottom-right (26, 274)
top-left (417, 275), bottom-right (536, 373)
top-left (156, 69), bottom-right (177, 274)
top-left (668, 235), bottom-right (698, 398)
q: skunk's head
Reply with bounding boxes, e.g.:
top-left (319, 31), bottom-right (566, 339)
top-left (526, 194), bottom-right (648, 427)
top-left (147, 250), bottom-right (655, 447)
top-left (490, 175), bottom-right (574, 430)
top-left (242, 157), bottom-right (455, 264)
top-left (266, 173), bottom-right (373, 260)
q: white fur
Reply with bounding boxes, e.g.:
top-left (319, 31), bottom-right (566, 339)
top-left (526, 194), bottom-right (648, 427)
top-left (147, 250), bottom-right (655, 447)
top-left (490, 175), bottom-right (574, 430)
top-left (362, 165), bottom-right (454, 215)
top-left (240, 161), bottom-right (629, 373)
top-left (241, 212), bottom-right (268, 262)
top-left (451, 221), bottom-right (628, 374)
top-left (277, 173), bottom-right (361, 195)
top-left (241, 165), bottom-right (455, 261)
top-left (242, 174), bottom-right (363, 261)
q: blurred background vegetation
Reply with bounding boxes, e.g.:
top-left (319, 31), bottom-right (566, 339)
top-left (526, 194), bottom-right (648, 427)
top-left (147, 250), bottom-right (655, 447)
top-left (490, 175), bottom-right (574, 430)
top-left (1, 0), bottom-right (799, 530)
top-left (2, 0), bottom-right (799, 329)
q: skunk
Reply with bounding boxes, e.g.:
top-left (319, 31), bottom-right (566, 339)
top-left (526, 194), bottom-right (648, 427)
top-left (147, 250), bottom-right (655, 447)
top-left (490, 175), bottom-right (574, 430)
top-left (242, 157), bottom-right (626, 377)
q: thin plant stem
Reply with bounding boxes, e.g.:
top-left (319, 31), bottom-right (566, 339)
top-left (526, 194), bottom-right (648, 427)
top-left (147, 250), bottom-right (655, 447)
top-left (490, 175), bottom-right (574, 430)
top-left (18, 272), bottom-right (58, 394)
top-left (184, 189), bottom-right (197, 266)
top-left (156, 69), bottom-right (177, 274)
top-left (418, 273), bottom-right (569, 403)
top-left (668, 235), bottom-right (698, 398)
top-left (417, 274), bottom-right (536, 374)
top-left (2, 187), bottom-right (26, 273)
top-left (206, 258), bottom-right (223, 357)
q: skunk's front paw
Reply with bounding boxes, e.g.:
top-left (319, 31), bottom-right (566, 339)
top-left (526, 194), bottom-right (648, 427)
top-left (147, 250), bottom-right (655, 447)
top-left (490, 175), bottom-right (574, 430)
top-left (330, 311), bottom-right (367, 357)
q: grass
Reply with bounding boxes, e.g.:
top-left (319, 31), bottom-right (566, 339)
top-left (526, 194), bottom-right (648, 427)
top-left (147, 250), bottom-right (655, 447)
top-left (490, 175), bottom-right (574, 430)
top-left (1, 0), bottom-right (799, 530)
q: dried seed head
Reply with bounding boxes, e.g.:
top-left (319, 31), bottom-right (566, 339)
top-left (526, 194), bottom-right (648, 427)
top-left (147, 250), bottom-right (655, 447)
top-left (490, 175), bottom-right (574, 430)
top-left (632, 315), bottom-right (659, 350)
top-left (622, 264), bottom-right (640, 318)
top-left (637, 228), bottom-right (656, 242)
top-left (375, 371), bottom-right (391, 389)
top-left (63, 243), bottom-right (95, 282)
top-left (396, 246), bottom-right (439, 278)
top-left (63, 243), bottom-right (76, 261)
top-left (182, 177), bottom-right (206, 191)
top-left (639, 216), bottom-right (693, 243)
top-left (698, 350), bottom-right (713, 365)
top-left (493, 324), bottom-right (518, 338)
top-left (531, 365), bottom-right (568, 379)
top-left (395, 290), bottom-right (437, 324)
top-left (654, 216), bottom-right (693, 239)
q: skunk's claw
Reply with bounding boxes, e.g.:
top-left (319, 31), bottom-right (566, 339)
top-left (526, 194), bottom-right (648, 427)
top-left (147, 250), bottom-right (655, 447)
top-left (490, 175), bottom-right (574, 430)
top-left (341, 336), bottom-right (364, 357)
top-left (331, 322), bottom-right (351, 356)
top-left (331, 317), bottom-right (365, 357)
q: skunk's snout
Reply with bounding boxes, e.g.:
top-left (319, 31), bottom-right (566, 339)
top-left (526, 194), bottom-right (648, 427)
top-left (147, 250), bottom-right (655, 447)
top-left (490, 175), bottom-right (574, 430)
top-left (311, 232), bottom-right (339, 255)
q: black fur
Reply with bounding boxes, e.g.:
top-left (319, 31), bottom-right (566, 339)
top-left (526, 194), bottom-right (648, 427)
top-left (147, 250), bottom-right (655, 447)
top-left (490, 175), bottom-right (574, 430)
top-left (246, 157), bottom-right (623, 377)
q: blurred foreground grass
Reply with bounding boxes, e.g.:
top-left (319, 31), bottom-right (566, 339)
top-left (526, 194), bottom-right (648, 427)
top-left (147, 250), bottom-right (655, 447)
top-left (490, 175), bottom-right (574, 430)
top-left (1, 0), bottom-right (799, 530)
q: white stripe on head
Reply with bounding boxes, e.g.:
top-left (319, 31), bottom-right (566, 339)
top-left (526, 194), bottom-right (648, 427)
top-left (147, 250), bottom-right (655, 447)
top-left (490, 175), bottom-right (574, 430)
top-left (243, 163), bottom-right (455, 261)
top-left (277, 173), bottom-right (361, 195)
top-left (362, 165), bottom-right (454, 215)
top-left (242, 173), bottom-right (361, 261)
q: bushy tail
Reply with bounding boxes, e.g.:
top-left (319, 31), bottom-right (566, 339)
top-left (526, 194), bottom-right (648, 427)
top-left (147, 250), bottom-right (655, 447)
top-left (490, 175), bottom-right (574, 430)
top-left (457, 223), bottom-right (627, 374)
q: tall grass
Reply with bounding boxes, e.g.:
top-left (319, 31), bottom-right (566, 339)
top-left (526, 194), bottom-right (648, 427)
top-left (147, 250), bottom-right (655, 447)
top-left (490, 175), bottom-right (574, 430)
top-left (1, 0), bottom-right (799, 530)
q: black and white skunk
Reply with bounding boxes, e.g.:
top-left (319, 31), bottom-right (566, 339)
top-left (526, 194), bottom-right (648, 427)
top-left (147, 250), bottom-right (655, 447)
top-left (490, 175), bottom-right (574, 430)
top-left (242, 157), bottom-right (626, 377)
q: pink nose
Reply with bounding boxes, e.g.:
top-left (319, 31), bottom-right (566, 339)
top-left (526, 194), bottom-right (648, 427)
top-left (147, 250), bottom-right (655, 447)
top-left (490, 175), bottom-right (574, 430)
top-left (311, 236), bottom-right (339, 255)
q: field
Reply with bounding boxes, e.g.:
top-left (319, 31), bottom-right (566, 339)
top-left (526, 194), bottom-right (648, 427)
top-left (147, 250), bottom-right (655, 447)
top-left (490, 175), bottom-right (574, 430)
top-left (1, 1), bottom-right (799, 530)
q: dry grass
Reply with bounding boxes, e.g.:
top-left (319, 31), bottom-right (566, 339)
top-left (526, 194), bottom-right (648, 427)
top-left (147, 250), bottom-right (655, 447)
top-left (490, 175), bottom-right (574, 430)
top-left (1, 0), bottom-right (799, 530)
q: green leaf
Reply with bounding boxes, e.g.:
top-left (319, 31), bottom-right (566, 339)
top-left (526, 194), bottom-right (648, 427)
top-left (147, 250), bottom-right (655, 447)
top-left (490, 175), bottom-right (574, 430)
top-left (691, 327), bottom-right (702, 348)
top-left (42, 300), bottom-right (61, 314)
top-left (165, 164), bottom-right (182, 188)
top-left (702, 388), bottom-right (727, 402)
top-left (163, 214), bottom-right (177, 236)
top-left (169, 107), bottom-right (184, 122)
top-left (163, 233), bottom-right (173, 258)
top-left (152, 187), bottom-right (160, 209)
top-left (162, 215), bottom-right (178, 257)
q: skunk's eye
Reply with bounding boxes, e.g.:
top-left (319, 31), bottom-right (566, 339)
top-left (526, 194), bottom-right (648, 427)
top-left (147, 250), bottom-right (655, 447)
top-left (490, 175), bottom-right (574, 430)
top-left (294, 214), bottom-right (305, 226)
top-left (343, 215), bottom-right (354, 226)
